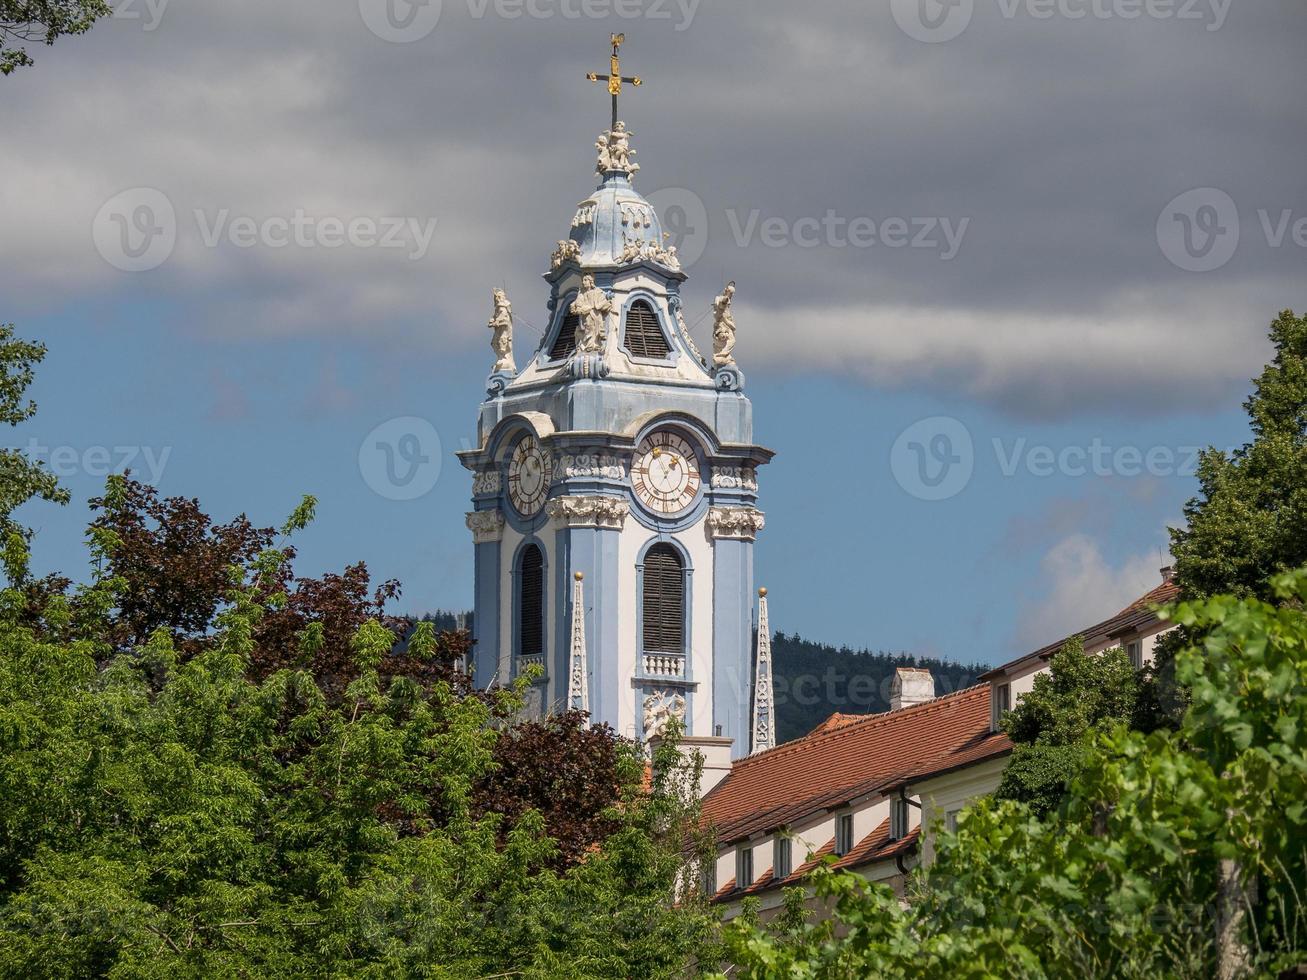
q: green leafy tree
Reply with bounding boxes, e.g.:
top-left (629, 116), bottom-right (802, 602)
top-left (0, 333), bottom-right (721, 976)
top-left (995, 638), bottom-right (1141, 816)
top-left (0, 325), bottom-right (67, 542)
top-left (717, 569), bottom-right (1307, 978)
top-left (1, 0), bottom-right (110, 74)
top-left (1171, 309), bottom-right (1307, 602)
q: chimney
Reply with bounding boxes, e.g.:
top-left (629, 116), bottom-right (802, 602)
top-left (650, 735), bottom-right (736, 797)
top-left (891, 667), bottom-right (935, 711)
top-left (1160, 565), bottom-right (1176, 584)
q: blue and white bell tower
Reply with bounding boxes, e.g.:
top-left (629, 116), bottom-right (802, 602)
top-left (458, 43), bottom-right (771, 757)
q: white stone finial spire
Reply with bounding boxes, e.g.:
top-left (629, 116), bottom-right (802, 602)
top-left (568, 571), bottom-right (590, 717)
top-left (751, 587), bottom-right (775, 754)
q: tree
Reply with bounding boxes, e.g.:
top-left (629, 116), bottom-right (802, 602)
top-left (0, 325), bottom-right (67, 540)
top-left (994, 638), bottom-right (1141, 816)
top-left (1, 0), bottom-right (110, 74)
top-left (1171, 309), bottom-right (1307, 603)
top-left (716, 569), bottom-right (1307, 978)
top-left (0, 524), bottom-right (721, 976)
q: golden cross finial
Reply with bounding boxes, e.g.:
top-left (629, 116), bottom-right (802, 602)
top-left (586, 33), bottom-right (642, 132)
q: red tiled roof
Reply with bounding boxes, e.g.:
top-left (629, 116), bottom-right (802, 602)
top-left (1118, 578), bottom-right (1179, 616)
top-left (813, 712), bottom-right (866, 734)
top-left (702, 683), bottom-right (1009, 847)
top-left (981, 578), bottom-right (1178, 682)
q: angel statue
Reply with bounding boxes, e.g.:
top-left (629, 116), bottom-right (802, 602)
top-left (596, 121), bottom-right (639, 175)
top-left (569, 274), bottom-right (613, 354)
top-left (712, 280), bottom-right (737, 367)
top-left (488, 287), bottom-right (516, 373)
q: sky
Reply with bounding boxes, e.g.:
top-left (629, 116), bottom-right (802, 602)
top-left (1, 0), bottom-right (1302, 667)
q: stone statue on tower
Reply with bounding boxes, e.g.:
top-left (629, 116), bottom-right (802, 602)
top-left (569, 273), bottom-right (613, 353)
top-left (487, 287), bottom-right (516, 374)
top-left (712, 281), bottom-right (738, 367)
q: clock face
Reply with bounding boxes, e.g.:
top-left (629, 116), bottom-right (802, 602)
top-left (507, 435), bottom-right (550, 517)
top-left (632, 431), bottom-right (701, 516)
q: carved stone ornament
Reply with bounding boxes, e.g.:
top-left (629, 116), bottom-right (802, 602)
top-left (705, 506), bottom-right (765, 541)
top-left (551, 239), bottom-right (581, 269)
top-left (465, 509), bottom-right (506, 543)
top-left (546, 495), bottom-right (630, 529)
top-left (618, 231), bottom-right (681, 270)
top-left (642, 689), bottom-right (687, 738)
top-left (555, 453), bottom-right (626, 482)
top-left (472, 469), bottom-right (502, 496)
top-left (671, 300), bottom-right (705, 365)
top-left (710, 466), bottom-right (758, 492)
top-left (596, 121), bottom-right (639, 176)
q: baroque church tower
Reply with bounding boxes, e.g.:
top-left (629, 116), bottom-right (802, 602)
top-left (458, 37), bottom-right (772, 757)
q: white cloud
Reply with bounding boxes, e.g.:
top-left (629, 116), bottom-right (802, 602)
top-left (1014, 533), bottom-right (1168, 650)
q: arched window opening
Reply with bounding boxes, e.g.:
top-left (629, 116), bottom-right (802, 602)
top-left (624, 300), bottom-right (672, 359)
top-left (642, 543), bottom-right (685, 653)
top-left (519, 544), bottom-right (544, 661)
top-left (548, 312), bottom-right (581, 361)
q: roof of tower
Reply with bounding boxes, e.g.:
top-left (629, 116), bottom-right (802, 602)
top-left (545, 126), bottom-right (685, 279)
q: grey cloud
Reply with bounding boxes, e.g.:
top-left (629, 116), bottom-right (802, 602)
top-left (0, 0), bottom-right (1301, 416)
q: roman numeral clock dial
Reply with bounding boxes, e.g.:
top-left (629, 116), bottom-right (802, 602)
top-left (631, 431), bottom-right (701, 516)
top-left (507, 435), bottom-right (550, 517)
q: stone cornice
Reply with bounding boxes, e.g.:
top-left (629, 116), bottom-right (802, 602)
top-left (706, 506), bottom-right (766, 541)
top-left (546, 495), bottom-right (630, 530)
top-left (465, 509), bottom-right (506, 544)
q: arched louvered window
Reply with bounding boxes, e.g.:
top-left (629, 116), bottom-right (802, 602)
top-left (548, 312), bottom-right (581, 361)
top-left (623, 299), bottom-right (672, 359)
top-left (642, 543), bottom-right (685, 653)
top-left (518, 544), bottom-right (544, 660)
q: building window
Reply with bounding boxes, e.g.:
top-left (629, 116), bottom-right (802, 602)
top-left (518, 544), bottom-right (544, 663)
top-left (890, 797), bottom-right (911, 841)
top-left (774, 836), bottom-right (792, 880)
top-left (835, 813), bottom-right (854, 856)
top-left (1126, 639), bottom-right (1143, 669)
top-left (991, 681), bottom-right (1011, 730)
top-left (736, 846), bottom-right (753, 889)
top-left (642, 544), bottom-right (685, 654)
top-left (623, 299), bottom-right (672, 359)
top-left (548, 311), bottom-right (581, 361)
top-left (945, 809), bottom-right (961, 833)
top-left (701, 854), bottom-right (716, 896)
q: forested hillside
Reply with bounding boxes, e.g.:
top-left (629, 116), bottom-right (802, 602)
top-left (771, 632), bottom-right (989, 743)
